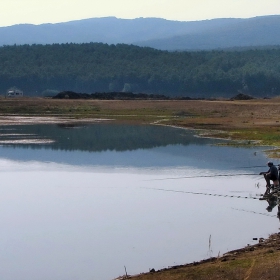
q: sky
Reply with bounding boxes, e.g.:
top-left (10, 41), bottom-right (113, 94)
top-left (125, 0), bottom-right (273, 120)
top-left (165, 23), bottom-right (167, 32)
top-left (1, 0), bottom-right (280, 27)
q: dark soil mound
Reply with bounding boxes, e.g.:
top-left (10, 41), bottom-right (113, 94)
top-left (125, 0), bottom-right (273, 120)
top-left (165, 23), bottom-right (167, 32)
top-left (53, 91), bottom-right (170, 100)
top-left (230, 93), bottom-right (254, 100)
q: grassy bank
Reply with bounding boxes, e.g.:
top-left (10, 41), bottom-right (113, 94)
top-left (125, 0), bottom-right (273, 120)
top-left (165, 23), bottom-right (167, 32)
top-left (117, 233), bottom-right (280, 280)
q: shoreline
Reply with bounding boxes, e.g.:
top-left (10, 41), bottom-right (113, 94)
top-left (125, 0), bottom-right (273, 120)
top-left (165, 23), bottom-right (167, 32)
top-left (114, 232), bottom-right (280, 280)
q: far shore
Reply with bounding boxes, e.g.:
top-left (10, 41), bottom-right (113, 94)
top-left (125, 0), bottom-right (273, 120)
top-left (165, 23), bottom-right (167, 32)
top-left (1, 97), bottom-right (280, 154)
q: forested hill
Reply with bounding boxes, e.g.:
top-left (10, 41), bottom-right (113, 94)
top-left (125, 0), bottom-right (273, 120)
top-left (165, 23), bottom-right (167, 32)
top-left (136, 15), bottom-right (280, 50)
top-left (0, 16), bottom-right (280, 51)
top-left (1, 43), bottom-right (280, 98)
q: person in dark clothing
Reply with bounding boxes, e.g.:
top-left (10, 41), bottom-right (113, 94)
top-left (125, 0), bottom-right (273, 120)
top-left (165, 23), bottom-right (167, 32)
top-left (259, 161), bottom-right (279, 195)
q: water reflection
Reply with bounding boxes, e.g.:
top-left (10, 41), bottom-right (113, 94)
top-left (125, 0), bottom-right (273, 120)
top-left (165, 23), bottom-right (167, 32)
top-left (0, 123), bottom-right (215, 151)
top-left (265, 195), bottom-right (278, 212)
top-left (0, 123), bottom-right (278, 280)
top-left (0, 123), bottom-right (268, 170)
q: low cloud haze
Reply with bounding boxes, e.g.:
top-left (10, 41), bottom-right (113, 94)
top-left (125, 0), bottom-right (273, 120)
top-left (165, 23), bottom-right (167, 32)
top-left (1, 0), bottom-right (280, 27)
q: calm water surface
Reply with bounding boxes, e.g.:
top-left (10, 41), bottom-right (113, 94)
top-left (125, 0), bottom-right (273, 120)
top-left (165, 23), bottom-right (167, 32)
top-left (0, 123), bottom-right (278, 280)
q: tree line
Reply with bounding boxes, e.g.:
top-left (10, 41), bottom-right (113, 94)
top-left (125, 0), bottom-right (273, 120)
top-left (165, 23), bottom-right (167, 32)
top-left (0, 42), bottom-right (280, 97)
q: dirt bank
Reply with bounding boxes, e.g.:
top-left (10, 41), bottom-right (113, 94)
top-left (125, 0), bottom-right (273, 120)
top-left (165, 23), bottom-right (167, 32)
top-left (114, 233), bottom-right (280, 280)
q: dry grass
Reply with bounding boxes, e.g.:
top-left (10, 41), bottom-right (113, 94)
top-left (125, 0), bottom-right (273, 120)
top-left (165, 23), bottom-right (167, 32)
top-left (116, 234), bottom-right (280, 280)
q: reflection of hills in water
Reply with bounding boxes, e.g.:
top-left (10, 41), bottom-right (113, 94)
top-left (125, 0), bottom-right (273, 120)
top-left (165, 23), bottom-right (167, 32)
top-left (0, 124), bottom-right (268, 169)
top-left (0, 124), bottom-right (217, 152)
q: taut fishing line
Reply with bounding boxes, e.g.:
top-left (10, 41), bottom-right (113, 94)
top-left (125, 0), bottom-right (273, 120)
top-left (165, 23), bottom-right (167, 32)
top-left (141, 186), bottom-right (260, 200)
top-left (145, 173), bottom-right (259, 181)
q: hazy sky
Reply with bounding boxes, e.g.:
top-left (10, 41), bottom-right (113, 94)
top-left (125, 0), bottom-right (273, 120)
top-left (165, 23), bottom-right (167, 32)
top-left (1, 0), bottom-right (280, 27)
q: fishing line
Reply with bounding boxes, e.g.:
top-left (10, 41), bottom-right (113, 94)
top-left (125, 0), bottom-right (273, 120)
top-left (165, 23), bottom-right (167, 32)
top-left (231, 207), bottom-right (276, 218)
top-left (141, 186), bottom-right (260, 200)
top-left (145, 173), bottom-right (259, 181)
top-left (140, 187), bottom-right (278, 217)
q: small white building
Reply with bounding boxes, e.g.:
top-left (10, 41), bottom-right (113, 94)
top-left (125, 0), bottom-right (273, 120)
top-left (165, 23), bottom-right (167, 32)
top-left (7, 89), bottom-right (23, 97)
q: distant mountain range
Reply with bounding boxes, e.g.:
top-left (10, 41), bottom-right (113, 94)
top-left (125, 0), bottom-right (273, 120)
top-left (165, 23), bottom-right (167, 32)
top-left (0, 15), bottom-right (280, 50)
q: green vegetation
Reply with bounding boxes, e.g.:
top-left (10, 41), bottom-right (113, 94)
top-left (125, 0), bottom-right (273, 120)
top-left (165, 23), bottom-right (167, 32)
top-left (0, 43), bottom-right (280, 97)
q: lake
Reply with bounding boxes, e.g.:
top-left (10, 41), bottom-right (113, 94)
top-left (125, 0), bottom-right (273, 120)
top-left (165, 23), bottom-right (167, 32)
top-left (0, 123), bottom-right (278, 280)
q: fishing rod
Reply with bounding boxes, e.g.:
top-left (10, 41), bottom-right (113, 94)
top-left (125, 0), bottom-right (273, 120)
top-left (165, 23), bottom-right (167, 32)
top-left (236, 165), bottom-right (280, 169)
top-left (146, 173), bottom-right (259, 181)
top-left (235, 165), bottom-right (265, 169)
top-left (141, 186), bottom-right (260, 200)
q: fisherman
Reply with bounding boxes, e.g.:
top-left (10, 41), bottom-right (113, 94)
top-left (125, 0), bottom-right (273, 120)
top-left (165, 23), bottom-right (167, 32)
top-left (259, 161), bottom-right (279, 196)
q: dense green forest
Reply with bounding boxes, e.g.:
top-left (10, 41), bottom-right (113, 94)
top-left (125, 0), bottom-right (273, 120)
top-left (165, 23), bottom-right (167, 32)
top-left (0, 42), bottom-right (280, 97)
